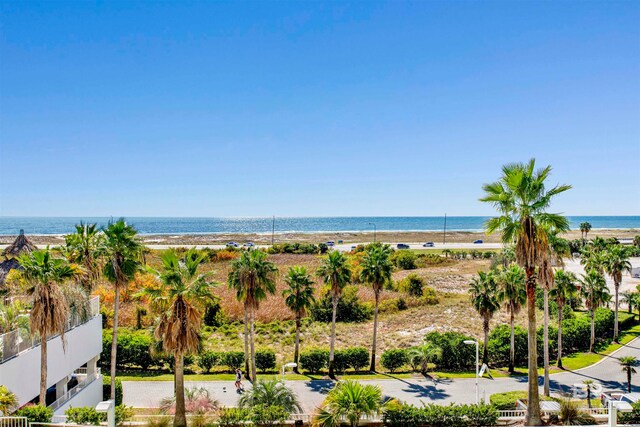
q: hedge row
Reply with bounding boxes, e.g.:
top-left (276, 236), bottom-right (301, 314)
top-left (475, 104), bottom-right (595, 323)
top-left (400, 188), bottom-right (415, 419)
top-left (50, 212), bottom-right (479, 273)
top-left (299, 347), bottom-right (369, 373)
top-left (383, 403), bottom-right (498, 427)
top-left (65, 405), bottom-right (133, 426)
top-left (198, 350), bottom-right (276, 373)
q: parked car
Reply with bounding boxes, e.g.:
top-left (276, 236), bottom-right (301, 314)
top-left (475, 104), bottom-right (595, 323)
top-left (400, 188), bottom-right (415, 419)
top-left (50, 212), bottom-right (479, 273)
top-left (338, 240), bottom-right (344, 244)
top-left (326, 241), bottom-right (335, 247)
top-left (423, 242), bottom-right (434, 247)
top-left (473, 239), bottom-right (483, 244)
top-left (226, 242), bottom-right (239, 248)
top-left (351, 246), bottom-right (357, 251)
top-left (397, 243), bottom-right (410, 250)
top-left (243, 242), bottom-right (255, 248)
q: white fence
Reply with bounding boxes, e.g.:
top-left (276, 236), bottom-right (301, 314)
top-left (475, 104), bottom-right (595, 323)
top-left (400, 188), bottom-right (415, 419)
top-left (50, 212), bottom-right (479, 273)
top-left (0, 417), bottom-right (28, 427)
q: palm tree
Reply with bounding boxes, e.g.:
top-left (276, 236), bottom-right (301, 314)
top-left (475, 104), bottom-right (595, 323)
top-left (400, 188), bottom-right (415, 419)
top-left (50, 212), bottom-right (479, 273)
top-left (313, 380), bottom-right (394, 427)
top-left (469, 270), bottom-right (500, 363)
top-left (141, 249), bottom-right (216, 427)
top-left (316, 250), bottom-right (352, 379)
top-left (580, 270), bottom-right (611, 352)
top-left (605, 245), bottom-right (632, 342)
top-left (359, 243), bottom-right (393, 371)
top-left (0, 385), bottom-right (18, 416)
top-left (580, 222), bottom-right (592, 241)
top-left (480, 158), bottom-right (571, 426)
top-left (582, 380), bottom-right (597, 408)
top-left (621, 291), bottom-right (635, 314)
top-left (228, 250), bottom-right (277, 381)
top-left (496, 263), bottom-right (526, 373)
top-left (407, 341), bottom-right (442, 375)
top-left (282, 266), bottom-right (316, 373)
top-left (580, 246), bottom-right (607, 275)
top-left (62, 222), bottom-right (103, 292)
top-left (550, 270), bottom-right (578, 369)
top-left (619, 356), bottom-right (638, 393)
top-left (18, 249), bottom-right (77, 404)
top-left (100, 218), bottom-right (142, 400)
top-left (238, 379), bottom-right (302, 413)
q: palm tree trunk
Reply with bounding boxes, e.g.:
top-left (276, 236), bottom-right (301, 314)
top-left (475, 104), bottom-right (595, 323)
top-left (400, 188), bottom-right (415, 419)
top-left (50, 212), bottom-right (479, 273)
top-left (483, 316), bottom-right (489, 364)
top-left (509, 311), bottom-right (515, 373)
top-left (614, 282), bottom-right (620, 342)
top-left (250, 305), bottom-right (257, 382)
top-left (40, 335), bottom-right (47, 404)
top-left (370, 291), bottom-right (380, 372)
top-left (243, 305), bottom-right (250, 380)
top-left (525, 270), bottom-right (542, 426)
top-left (628, 368), bottom-right (632, 393)
top-left (173, 353), bottom-right (187, 427)
top-left (328, 294), bottom-right (338, 379)
top-left (294, 316), bottom-right (301, 374)
top-left (543, 287), bottom-right (550, 397)
top-left (590, 309), bottom-right (595, 352)
top-left (110, 285), bottom-right (120, 400)
top-left (557, 303), bottom-right (564, 369)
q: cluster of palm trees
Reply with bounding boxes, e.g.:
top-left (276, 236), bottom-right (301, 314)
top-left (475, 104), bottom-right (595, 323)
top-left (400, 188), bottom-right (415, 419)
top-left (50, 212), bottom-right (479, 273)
top-left (230, 242), bottom-right (394, 381)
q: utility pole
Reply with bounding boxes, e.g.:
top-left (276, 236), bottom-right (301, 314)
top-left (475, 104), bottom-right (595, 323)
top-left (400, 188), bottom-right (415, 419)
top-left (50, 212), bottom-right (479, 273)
top-left (272, 216), bottom-right (275, 246)
top-left (443, 213), bottom-right (447, 245)
top-left (368, 222), bottom-right (376, 243)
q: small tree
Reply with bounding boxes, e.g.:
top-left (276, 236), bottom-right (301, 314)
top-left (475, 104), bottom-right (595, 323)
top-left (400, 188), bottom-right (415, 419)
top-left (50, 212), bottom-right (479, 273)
top-left (583, 380), bottom-right (597, 408)
top-left (469, 270), bottom-right (500, 363)
top-left (620, 356), bottom-right (638, 393)
top-left (407, 341), bottom-right (442, 375)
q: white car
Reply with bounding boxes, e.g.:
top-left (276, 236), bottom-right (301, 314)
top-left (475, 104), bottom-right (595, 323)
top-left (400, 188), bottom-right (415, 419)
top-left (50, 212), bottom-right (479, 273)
top-left (243, 242), bottom-right (255, 248)
top-left (226, 242), bottom-right (239, 248)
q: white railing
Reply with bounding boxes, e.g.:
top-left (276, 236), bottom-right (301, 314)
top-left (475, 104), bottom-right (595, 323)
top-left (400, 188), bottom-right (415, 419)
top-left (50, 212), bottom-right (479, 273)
top-left (48, 369), bottom-right (101, 412)
top-left (0, 296), bottom-right (100, 364)
top-left (0, 417), bottom-right (28, 427)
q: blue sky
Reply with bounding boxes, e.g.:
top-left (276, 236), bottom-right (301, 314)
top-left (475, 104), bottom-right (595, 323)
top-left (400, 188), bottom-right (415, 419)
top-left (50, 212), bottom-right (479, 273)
top-left (1, 1), bottom-right (639, 217)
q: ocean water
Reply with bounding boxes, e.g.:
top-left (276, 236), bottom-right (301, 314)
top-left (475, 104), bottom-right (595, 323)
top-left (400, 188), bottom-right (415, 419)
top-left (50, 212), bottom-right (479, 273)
top-left (0, 216), bottom-right (638, 235)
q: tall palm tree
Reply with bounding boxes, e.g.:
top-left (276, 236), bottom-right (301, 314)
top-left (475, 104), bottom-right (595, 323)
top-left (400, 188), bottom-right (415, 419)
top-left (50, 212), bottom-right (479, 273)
top-left (228, 250), bottom-right (278, 381)
top-left (140, 249), bottom-right (216, 427)
top-left (238, 379), bottom-right (302, 413)
top-left (100, 219), bottom-right (142, 399)
top-left (580, 270), bottom-right (611, 352)
top-left (316, 250), bottom-right (352, 379)
top-left (496, 263), bottom-right (526, 373)
top-left (407, 341), bottom-right (442, 375)
top-left (313, 380), bottom-right (393, 427)
top-left (619, 356), bottom-right (638, 393)
top-left (480, 158), bottom-right (571, 426)
top-left (359, 243), bottom-right (393, 371)
top-left (469, 270), bottom-right (500, 363)
top-left (18, 249), bottom-right (77, 404)
top-left (605, 245), bottom-right (632, 342)
top-left (282, 266), bottom-right (316, 373)
top-left (550, 270), bottom-right (578, 369)
top-left (579, 222), bottom-right (592, 241)
top-left (62, 222), bottom-right (103, 292)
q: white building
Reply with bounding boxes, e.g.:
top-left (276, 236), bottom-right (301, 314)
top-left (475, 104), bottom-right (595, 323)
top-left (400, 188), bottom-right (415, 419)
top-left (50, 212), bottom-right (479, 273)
top-left (0, 296), bottom-right (103, 415)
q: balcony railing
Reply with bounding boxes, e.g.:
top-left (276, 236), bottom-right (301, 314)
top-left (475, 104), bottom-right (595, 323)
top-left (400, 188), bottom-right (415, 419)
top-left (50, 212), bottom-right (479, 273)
top-left (0, 296), bottom-right (100, 364)
top-left (48, 369), bottom-right (101, 412)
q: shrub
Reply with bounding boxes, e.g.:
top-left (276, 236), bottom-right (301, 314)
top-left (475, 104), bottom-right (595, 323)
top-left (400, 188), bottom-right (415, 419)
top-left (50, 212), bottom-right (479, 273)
top-left (425, 331), bottom-right (475, 370)
top-left (345, 347), bottom-right (369, 372)
top-left (115, 405), bottom-right (134, 425)
top-left (65, 407), bottom-right (102, 425)
top-left (15, 405), bottom-right (53, 423)
top-left (619, 401), bottom-right (640, 424)
top-left (392, 251), bottom-right (417, 270)
top-left (268, 243), bottom-right (319, 255)
top-left (101, 329), bottom-right (154, 370)
top-left (0, 385), bottom-right (18, 415)
top-left (421, 286), bottom-right (439, 305)
top-left (103, 376), bottom-right (123, 406)
top-left (487, 324), bottom-right (527, 367)
top-left (381, 349), bottom-right (408, 373)
top-left (383, 403), bottom-right (497, 427)
top-left (399, 274), bottom-right (425, 297)
top-left (249, 404), bottom-right (290, 425)
top-left (299, 349), bottom-right (329, 373)
top-left (197, 351), bottom-right (221, 373)
top-left (255, 350), bottom-right (276, 372)
top-left (489, 391), bottom-right (527, 410)
top-left (222, 351), bottom-right (245, 371)
top-left (310, 286), bottom-right (373, 323)
top-left (333, 349), bottom-right (350, 373)
top-left (218, 408), bottom-right (250, 427)
top-left (203, 301), bottom-right (226, 327)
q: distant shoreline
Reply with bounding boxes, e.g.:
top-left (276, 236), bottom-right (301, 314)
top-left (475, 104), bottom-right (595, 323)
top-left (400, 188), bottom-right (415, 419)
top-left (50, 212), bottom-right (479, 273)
top-left (2, 228), bottom-right (637, 246)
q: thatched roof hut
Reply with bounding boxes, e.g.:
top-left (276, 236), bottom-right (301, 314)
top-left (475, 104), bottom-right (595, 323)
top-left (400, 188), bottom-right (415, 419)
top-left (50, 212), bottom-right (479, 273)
top-left (2, 229), bottom-right (36, 258)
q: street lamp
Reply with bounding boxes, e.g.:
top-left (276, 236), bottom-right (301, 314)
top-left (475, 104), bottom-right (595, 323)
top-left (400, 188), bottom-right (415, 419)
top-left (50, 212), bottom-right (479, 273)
top-left (464, 340), bottom-right (479, 404)
top-left (368, 222), bottom-right (376, 243)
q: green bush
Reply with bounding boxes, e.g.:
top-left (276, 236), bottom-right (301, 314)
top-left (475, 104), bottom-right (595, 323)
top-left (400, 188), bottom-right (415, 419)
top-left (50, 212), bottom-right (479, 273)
top-left (619, 401), bottom-right (640, 424)
top-left (101, 329), bottom-right (154, 370)
top-left (299, 349), bottom-right (329, 373)
top-left (197, 351), bottom-right (221, 373)
top-left (489, 391), bottom-right (527, 410)
top-left (218, 408), bottom-right (250, 426)
top-left (115, 405), bottom-right (134, 425)
top-left (310, 286), bottom-right (373, 323)
top-left (421, 286), bottom-right (439, 305)
top-left (255, 350), bottom-right (276, 372)
top-left (487, 324), bottom-right (527, 367)
top-left (381, 349), bottom-right (408, 373)
top-left (345, 347), bottom-right (369, 372)
top-left (222, 351), bottom-right (245, 371)
top-left (333, 349), bottom-right (350, 373)
top-left (392, 251), bottom-right (417, 270)
top-left (399, 274), bottom-right (425, 297)
top-left (383, 402), bottom-right (497, 427)
top-left (102, 376), bottom-right (123, 406)
top-left (15, 405), bottom-right (53, 423)
top-left (268, 243), bottom-right (319, 254)
top-left (203, 301), bottom-right (227, 327)
top-left (249, 404), bottom-right (290, 425)
top-left (65, 407), bottom-right (102, 425)
top-left (425, 331), bottom-right (476, 370)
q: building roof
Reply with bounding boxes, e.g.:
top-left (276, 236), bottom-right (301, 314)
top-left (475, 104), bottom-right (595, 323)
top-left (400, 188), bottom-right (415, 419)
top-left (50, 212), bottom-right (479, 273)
top-left (2, 230), bottom-right (36, 258)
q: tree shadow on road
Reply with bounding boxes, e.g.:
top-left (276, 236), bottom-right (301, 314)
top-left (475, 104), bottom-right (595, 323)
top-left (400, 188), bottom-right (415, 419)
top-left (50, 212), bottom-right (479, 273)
top-left (303, 380), bottom-right (334, 395)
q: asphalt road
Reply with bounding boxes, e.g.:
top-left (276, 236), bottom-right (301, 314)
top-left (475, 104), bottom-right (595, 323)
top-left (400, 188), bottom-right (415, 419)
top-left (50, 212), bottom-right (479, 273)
top-left (122, 336), bottom-right (640, 413)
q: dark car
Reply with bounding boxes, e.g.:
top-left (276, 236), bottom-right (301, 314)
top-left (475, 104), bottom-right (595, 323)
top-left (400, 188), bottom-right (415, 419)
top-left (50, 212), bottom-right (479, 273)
top-left (226, 242), bottom-right (239, 248)
top-left (326, 241), bottom-right (335, 247)
top-left (397, 243), bottom-right (410, 250)
top-left (473, 239), bottom-right (483, 244)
